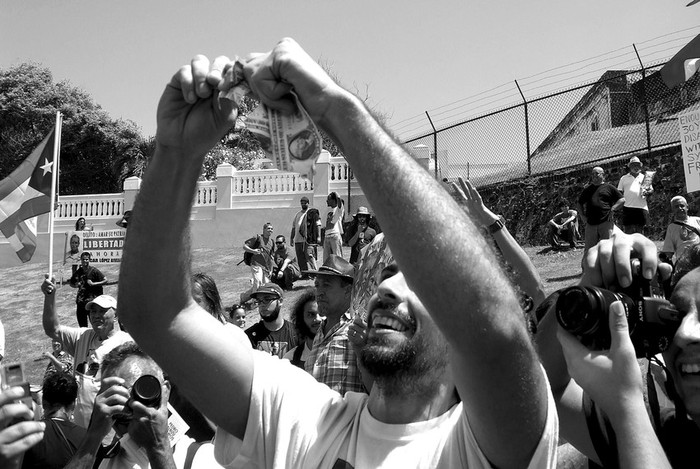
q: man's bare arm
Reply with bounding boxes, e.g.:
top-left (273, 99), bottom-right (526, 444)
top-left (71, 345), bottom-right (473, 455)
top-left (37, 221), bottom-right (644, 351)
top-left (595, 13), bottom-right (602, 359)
top-left (41, 276), bottom-right (61, 340)
top-left (118, 55), bottom-right (253, 439)
top-left (245, 38), bottom-right (547, 468)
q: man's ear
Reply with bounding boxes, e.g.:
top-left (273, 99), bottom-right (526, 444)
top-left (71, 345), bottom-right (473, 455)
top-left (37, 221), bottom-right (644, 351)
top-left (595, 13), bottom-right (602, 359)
top-left (162, 380), bottom-right (172, 404)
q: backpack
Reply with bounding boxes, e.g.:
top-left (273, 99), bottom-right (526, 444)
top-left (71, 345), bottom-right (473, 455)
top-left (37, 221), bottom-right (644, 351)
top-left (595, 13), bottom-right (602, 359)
top-left (243, 235), bottom-right (261, 266)
top-left (305, 208), bottom-right (321, 245)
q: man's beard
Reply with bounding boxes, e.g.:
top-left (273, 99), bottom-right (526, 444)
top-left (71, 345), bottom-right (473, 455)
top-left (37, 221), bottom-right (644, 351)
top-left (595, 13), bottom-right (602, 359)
top-left (261, 306), bottom-right (281, 322)
top-left (359, 329), bottom-right (448, 397)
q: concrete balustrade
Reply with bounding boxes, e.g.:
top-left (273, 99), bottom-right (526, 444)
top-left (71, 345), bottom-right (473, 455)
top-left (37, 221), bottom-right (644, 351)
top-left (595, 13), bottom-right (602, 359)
top-left (1, 150), bottom-right (371, 266)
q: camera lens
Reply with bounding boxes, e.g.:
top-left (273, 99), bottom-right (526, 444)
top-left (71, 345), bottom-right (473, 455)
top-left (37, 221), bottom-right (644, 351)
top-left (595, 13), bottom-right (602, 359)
top-left (556, 287), bottom-right (604, 336)
top-left (131, 375), bottom-right (161, 408)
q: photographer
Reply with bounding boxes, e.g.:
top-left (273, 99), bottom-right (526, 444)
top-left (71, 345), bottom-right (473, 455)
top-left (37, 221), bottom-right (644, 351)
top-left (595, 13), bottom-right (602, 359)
top-left (536, 232), bottom-right (698, 468)
top-left (65, 342), bottom-right (220, 469)
top-left (558, 300), bottom-right (670, 468)
top-left (0, 387), bottom-right (44, 469)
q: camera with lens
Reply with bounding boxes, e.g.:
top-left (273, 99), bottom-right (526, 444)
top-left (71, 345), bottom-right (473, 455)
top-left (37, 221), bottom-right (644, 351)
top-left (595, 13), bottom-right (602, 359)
top-left (555, 262), bottom-right (681, 357)
top-left (112, 374), bottom-right (162, 424)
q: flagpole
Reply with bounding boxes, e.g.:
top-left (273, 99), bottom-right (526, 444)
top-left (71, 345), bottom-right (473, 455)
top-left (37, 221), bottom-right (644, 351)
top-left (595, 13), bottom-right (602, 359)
top-left (47, 111), bottom-right (62, 280)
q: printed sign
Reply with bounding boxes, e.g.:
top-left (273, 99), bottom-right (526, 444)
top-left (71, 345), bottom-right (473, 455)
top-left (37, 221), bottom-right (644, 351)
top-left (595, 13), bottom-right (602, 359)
top-left (679, 109), bottom-right (700, 193)
top-left (64, 229), bottom-right (126, 265)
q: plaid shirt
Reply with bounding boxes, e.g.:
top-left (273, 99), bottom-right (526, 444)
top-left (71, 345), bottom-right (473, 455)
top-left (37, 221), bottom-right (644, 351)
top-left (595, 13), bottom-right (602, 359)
top-left (304, 310), bottom-right (366, 395)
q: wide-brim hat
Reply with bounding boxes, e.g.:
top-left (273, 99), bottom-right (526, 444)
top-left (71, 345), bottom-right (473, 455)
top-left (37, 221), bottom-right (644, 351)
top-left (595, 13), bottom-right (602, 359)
top-left (86, 295), bottom-right (117, 311)
top-left (628, 156), bottom-right (642, 167)
top-left (303, 255), bottom-right (355, 282)
top-left (353, 206), bottom-right (371, 218)
top-left (250, 283), bottom-right (284, 300)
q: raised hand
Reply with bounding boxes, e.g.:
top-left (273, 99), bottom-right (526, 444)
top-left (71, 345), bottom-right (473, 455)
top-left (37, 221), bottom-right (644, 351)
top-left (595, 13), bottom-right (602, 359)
top-left (156, 55), bottom-right (238, 158)
top-left (450, 177), bottom-right (499, 227)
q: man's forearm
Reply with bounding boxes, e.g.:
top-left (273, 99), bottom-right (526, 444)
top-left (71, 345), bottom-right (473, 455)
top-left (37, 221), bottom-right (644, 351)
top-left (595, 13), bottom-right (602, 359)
top-left (612, 398), bottom-right (671, 469)
top-left (318, 87), bottom-right (547, 467)
top-left (146, 445), bottom-right (177, 469)
top-left (119, 149), bottom-right (202, 339)
top-left (42, 293), bottom-right (60, 339)
top-left (320, 90), bottom-right (524, 345)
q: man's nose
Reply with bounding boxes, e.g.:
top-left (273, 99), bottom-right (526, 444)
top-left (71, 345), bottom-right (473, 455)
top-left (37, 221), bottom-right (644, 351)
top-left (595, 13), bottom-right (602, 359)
top-left (674, 312), bottom-right (700, 348)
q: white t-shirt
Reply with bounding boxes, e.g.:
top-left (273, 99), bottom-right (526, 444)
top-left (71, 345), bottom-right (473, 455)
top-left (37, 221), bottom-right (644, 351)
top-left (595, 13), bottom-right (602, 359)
top-left (99, 434), bottom-right (222, 469)
top-left (662, 216), bottom-right (700, 260)
top-left (325, 204), bottom-right (344, 237)
top-left (292, 209), bottom-right (308, 244)
top-left (214, 352), bottom-right (558, 469)
top-left (617, 173), bottom-right (648, 210)
top-left (56, 328), bottom-right (132, 428)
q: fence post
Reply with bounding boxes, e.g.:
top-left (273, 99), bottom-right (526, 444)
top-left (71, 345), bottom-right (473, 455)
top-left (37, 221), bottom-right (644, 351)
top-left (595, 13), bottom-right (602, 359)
top-left (515, 80), bottom-right (531, 176)
top-left (633, 44), bottom-right (652, 154)
top-left (425, 111), bottom-right (438, 179)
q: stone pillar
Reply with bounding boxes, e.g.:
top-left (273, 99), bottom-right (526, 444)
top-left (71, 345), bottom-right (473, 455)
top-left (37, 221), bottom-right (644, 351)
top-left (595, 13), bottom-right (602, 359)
top-left (216, 163), bottom-right (235, 209)
top-left (123, 176), bottom-right (141, 211)
top-left (313, 150), bottom-right (331, 209)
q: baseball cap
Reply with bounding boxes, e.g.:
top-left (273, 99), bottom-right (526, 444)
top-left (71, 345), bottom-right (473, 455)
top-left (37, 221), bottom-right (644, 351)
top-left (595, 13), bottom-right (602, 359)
top-left (250, 283), bottom-right (284, 300)
top-left (86, 295), bottom-right (117, 311)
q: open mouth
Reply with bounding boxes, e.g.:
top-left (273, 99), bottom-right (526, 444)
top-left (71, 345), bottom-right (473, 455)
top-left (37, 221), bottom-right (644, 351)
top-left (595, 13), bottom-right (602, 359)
top-left (372, 316), bottom-right (410, 332)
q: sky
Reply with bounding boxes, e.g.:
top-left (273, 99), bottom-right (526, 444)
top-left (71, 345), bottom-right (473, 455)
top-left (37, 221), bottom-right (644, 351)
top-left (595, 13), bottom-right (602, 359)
top-left (1, 0), bottom-right (699, 141)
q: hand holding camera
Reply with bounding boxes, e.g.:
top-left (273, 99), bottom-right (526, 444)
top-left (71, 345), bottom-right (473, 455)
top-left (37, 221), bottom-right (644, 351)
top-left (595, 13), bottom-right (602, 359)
top-left (560, 232), bottom-right (679, 358)
top-left (124, 375), bottom-right (169, 452)
top-left (558, 300), bottom-right (646, 425)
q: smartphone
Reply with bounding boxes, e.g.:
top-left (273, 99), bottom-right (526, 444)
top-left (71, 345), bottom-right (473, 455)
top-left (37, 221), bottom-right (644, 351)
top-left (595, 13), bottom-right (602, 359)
top-left (1, 362), bottom-right (33, 408)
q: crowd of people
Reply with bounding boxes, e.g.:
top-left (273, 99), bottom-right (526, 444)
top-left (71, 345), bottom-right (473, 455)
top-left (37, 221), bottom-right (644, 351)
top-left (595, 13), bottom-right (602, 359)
top-left (2, 38), bottom-right (700, 469)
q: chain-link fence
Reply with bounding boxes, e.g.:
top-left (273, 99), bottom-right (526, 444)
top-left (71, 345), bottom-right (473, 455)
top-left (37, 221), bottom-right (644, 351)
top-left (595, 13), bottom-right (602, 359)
top-left (402, 62), bottom-right (700, 188)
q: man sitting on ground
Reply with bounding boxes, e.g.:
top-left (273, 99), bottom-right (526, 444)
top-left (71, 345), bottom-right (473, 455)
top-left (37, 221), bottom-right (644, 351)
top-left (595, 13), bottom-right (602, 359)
top-left (270, 235), bottom-right (301, 290)
top-left (117, 39), bottom-right (557, 468)
top-left (547, 199), bottom-right (579, 250)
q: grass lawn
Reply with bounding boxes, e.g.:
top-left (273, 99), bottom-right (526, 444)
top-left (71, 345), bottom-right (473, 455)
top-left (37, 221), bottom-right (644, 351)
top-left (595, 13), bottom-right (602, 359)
top-left (1, 243), bottom-right (586, 385)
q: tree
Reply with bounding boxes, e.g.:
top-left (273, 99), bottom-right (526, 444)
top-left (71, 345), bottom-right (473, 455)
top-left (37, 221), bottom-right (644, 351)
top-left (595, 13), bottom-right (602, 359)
top-left (0, 63), bottom-right (148, 194)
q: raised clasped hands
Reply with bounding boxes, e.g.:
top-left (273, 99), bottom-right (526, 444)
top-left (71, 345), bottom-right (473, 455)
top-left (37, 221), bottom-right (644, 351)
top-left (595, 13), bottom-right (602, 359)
top-left (156, 38), bottom-right (343, 159)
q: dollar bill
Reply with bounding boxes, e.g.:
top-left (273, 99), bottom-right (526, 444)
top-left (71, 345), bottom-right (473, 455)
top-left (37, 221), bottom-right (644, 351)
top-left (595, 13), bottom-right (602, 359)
top-left (219, 61), bottom-right (322, 179)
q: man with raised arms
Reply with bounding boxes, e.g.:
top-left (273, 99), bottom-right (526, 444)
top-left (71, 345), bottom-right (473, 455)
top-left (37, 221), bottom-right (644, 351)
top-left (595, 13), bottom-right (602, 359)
top-left (117, 39), bottom-right (557, 468)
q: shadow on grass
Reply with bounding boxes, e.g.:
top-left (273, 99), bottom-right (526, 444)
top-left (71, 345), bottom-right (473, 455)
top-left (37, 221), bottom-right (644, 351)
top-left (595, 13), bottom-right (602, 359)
top-left (546, 273), bottom-right (582, 282)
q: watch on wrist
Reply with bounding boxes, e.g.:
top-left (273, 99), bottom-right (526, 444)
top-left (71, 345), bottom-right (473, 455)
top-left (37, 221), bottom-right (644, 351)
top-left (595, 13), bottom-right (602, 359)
top-left (487, 215), bottom-right (506, 234)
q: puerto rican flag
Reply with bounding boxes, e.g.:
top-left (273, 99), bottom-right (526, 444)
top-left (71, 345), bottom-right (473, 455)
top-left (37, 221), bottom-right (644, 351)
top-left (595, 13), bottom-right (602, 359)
top-left (0, 129), bottom-right (56, 262)
top-left (661, 33), bottom-right (700, 88)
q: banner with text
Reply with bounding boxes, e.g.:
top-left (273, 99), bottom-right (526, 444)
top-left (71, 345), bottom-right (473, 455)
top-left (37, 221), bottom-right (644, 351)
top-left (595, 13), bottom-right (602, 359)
top-left (679, 109), bottom-right (700, 193)
top-left (66, 229), bottom-right (126, 264)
